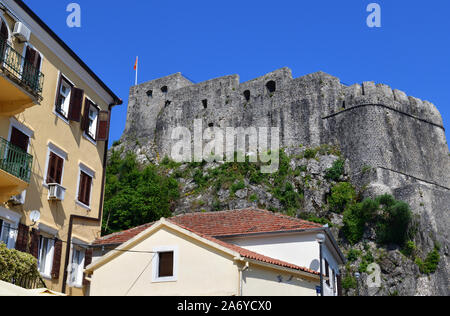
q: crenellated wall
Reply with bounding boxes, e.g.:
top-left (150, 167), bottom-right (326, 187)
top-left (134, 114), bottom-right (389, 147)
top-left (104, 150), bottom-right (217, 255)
top-left (123, 68), bottom-right (449, 188)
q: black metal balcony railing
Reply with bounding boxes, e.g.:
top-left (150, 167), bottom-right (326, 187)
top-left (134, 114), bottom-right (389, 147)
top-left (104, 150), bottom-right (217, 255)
top-left (0, 34), bottom-right (44, 99)
top-left (0, 137), bottom-right (33, 183)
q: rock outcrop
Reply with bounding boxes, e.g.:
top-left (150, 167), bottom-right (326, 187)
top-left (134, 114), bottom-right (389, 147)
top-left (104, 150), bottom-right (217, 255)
top-left (117, 68), bottom-right (450, 295)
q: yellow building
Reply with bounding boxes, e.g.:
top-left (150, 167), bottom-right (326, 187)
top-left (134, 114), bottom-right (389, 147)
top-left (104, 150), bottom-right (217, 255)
top-left (0, 0), bottom-right (121, 296)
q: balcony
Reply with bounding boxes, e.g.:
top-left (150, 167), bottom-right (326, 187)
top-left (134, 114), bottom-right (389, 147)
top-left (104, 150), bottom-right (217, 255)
top-left (0, 35), bottom-right (44, 116)
top-left (0, 137), bottom-right (33, 203)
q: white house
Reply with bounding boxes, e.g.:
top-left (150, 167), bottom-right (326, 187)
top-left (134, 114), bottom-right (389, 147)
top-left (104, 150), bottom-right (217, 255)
top-left (85, 208), bottom-right (346, 296)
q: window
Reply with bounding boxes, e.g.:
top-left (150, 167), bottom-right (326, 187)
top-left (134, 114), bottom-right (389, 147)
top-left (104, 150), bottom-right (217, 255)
top-left (0, 219), bottom-right (13, 248)
top-left (325, 259), bottom-right (330, 286)
top-left (38, 236), bottom-right (55, 278)
top-left (22, 45), bottom-right (42, 90)
top-left (77, 171), bottom-right (92, 207)
top-left (244, 90), bottom-right (251, 102)
top-left (69, 246), bottom-right (85, 287)
top-left (46, 152), bottom-right (64, 185)
top-left (266, 80), bottom-right (276, 94)
top-left (161, 86), bottom-right (168, 93)
top-left (0, 17), bottom-right (9, 40)
top-left (55, 77), bottom-right (73, 118)
top-left (146, 90), bottom-right (153, 97)
top-left (152, 246), bottom-right (178, 282)
top-left (202, 99), bottom-right (208, 109)
top-left (158, 252), bottom-right (174, 278)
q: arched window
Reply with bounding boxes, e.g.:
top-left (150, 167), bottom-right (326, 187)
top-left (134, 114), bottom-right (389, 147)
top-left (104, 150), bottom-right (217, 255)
top-left (243, 90), bottom-right (251, 102)
top-left (0, 16), bottom-right (10, 41)
top-left (161, 86), bottom-right (168, 94)
top-left (266, 81), bottom-right (276, 94)
top-left (146, 90), bottom-right (153, 97)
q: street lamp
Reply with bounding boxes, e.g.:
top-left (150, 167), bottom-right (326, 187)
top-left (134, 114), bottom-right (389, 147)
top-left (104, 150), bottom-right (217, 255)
top-left (354, 272), bottom-right (360, 296)
top-left (316, 233), bottom-right (326, 297)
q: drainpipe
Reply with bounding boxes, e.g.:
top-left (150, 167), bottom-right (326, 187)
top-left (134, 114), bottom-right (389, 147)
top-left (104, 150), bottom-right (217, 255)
top-left (237, 259), bottom-right (249, 296)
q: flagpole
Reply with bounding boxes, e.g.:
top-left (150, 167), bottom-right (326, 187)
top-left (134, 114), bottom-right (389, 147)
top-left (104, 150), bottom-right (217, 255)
top-left (135, 56), bottom-right (138, 86)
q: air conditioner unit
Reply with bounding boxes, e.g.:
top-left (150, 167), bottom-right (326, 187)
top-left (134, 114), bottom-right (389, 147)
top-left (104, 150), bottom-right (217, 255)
top-left (9, 191), bottom-right (25, 205)
top-left (48, 183), bottom-right (66, 201)
top-left (13, 22), bottom-right (31, 42)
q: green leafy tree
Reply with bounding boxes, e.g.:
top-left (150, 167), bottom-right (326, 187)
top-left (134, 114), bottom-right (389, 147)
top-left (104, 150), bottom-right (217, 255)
top-left (102, 151), bottom-right (180, 235)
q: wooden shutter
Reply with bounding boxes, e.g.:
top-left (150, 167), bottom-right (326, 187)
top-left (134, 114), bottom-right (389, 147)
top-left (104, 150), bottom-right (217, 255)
top-left (15, 223), bottom-right (29, 252)
top-left (68, 87), bottom-right (84, 122)
top-left (81, 98), bottom-right (92, 131)
top-left (158, 252), bottom-right (174, 277)
top-left (83, 248), bottom-right (93, 286)
top-left (96, 111), bottom-right (110, 141)
top-left (51, 239), bottom-right (63, 279)
top-left (46, 152), bottom-right (64, 184)
top-left (78, 172), bottom-right (92, 206)
top-left (29, 229), bottom-right (40, 259)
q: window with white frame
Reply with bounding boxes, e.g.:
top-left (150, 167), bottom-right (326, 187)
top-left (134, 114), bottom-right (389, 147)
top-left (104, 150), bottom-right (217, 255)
top-left (152, 246), bottom-right (178, 283)
top-left (69, 245), bottom-right (85, 287)
top-left (76, 163), bottom-right (95, 208)
top-left (55, 76), bottom-right (73, 118)
top-left (0, 219), bottom-right (14, 249)
top-left (38, 236), bottom-right (55, 278)
top-left (87, 104), bottom-right (99, 140)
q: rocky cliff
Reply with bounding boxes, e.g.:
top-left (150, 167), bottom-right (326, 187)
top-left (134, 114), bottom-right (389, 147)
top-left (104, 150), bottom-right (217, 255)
top-left (116, 68), bottom-right (450, 296)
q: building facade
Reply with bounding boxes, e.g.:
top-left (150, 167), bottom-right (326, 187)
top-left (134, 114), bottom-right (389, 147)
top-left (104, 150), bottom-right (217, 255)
top-left (0, 0), bottom-right (121, 296)
top-left (87, 209), bottom-right (346, 296)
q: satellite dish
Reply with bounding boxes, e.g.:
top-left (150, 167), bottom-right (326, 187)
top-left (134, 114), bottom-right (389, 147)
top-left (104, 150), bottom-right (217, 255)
top-left (29, 210), bottom-right (40, 223)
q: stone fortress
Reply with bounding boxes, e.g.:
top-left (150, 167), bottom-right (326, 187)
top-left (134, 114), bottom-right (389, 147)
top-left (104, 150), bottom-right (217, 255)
top-left (120, 67), bottom-right (449, 295)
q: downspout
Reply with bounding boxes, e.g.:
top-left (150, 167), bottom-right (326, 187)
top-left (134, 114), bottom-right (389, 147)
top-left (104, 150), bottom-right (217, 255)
top-left (61, 102), bottom-right (119, 294)
top-left (238, 260), bottom-right (249, 296)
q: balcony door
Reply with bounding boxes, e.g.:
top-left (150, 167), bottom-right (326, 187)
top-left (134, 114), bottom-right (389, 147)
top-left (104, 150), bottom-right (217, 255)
top-left (22, 45), bottom-right (41, 91)
top-left (7, 127), bottom-right (30, 181)
top-left (0, 17), bottom-right (8, 62)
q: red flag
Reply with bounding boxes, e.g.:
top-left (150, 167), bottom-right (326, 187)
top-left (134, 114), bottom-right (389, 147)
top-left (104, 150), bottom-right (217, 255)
top-left (134, 57), bottom-right (138, 71)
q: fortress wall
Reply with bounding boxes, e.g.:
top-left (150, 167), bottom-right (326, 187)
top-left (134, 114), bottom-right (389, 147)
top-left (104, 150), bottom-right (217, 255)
top-left (124, 73), bottom-right (194, 141)
top-left (325, 104), bottom-right (450, 187)
top-left (126, 68), bottom-right (449, 189)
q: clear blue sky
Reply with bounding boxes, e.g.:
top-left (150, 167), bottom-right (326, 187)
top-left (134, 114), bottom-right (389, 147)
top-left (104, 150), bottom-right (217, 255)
top-left (23, 0), bottom-right (450, 148)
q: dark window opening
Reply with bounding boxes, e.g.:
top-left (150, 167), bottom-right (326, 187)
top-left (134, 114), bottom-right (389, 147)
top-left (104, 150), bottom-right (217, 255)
top-left (202, 99), bottom-right (208, 109)
top-left (208, 123), bottom-right (214, 128)
top-left (165, 100), bottom-right (172, 107)
top-left (146, 90), bottom-right (153, 97)
top-left (342, 101), bottom-right (346, 109)
top-left (325, 260), bottom-right (330, 286)
top-left (158, 252), bottom-right (174, 278)
top-left (161, 86), bottom-right (168, 93)
top-left (244, 90), bottom-right (251, 102)
top-left (78, 171), bottom-right (92, 206)
top-left (266, 81), bottom-right (276, 94)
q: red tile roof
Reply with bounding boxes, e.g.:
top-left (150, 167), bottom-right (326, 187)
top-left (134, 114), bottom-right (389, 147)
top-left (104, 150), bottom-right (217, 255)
top-left (169, 208), bottom-right (323, 237)
top-left (93, 222), bottom-right (155, 246)
top-left (93, 209), bottom-right (323, 276)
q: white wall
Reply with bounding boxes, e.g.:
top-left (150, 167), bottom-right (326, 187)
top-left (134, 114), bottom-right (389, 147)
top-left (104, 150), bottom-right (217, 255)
top-left (242, 265), bottom-right (317, 296)
top-left (90, 226), bottom-right (240, 296)
top-left (223, 231), bottom-right (340, 296)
